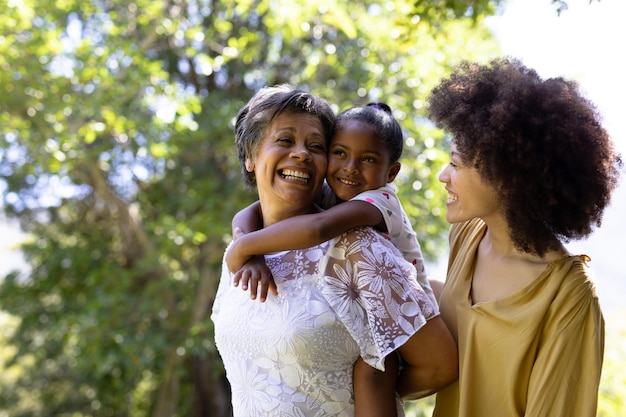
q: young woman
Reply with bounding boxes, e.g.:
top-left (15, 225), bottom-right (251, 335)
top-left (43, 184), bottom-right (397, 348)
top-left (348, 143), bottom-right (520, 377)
top-left (428, 57), bottom-right (622, 417)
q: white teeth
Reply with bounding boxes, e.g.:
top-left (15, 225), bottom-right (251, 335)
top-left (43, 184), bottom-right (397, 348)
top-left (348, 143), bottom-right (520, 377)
top-left (448, 192), bottom-right (458, 203)
top-left (282, 169), bottom-right (309, 182)
top-left (339, 178), bottom-right (358, 186)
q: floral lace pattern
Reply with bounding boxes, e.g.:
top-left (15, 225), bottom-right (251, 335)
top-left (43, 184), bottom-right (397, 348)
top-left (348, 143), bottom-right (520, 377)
top-left (212, 227), bottom-right (438, 416)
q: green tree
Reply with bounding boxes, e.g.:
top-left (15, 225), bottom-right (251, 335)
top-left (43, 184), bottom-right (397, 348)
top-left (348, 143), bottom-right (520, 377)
top-left (0, 0), bottom-right (502, 415)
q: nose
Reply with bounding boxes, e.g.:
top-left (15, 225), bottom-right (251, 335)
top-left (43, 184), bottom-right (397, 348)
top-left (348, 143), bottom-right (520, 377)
top-left (438, 164), bottom-right (450, 183)
top-left (343, 157), bottom-right (359, 173)
top-left (290, 146), bottom-right (311, 161)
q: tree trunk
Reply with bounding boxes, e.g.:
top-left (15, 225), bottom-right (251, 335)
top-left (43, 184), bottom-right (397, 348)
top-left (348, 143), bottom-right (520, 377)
top-left (190, 355), bottom-right (232, 417)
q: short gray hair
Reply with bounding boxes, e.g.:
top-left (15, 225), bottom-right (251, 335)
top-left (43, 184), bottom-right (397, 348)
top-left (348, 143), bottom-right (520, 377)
top-left (235, 84), bottom-right (335, 188)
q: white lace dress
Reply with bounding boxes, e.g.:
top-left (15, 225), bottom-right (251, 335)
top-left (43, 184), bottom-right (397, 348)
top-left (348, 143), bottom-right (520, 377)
top-left (212, 227), bottom-right (438, 416)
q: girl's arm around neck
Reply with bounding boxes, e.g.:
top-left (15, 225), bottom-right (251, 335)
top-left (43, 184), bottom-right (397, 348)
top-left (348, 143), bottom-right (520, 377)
top-left (231, 201), bottom-right (262, 235)
top-left (228, 201), bottom-right (277, 300)
top-left (226, 200), bottom-right (384, 272)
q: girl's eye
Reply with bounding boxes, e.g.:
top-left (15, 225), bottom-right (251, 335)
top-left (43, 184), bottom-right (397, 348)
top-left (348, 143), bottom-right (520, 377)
top-left (363, 156), bottom-right (376, 163)
top-left (332, 149), bottom-right (346, 157)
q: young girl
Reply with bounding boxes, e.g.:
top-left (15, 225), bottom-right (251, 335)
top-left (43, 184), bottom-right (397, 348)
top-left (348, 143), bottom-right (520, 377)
top-left (225, 102), bottom-right (441, 416)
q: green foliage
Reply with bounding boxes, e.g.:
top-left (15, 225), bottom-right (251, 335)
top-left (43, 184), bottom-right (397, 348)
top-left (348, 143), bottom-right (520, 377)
top-left (597, 321), bottom-right (626, 417)
top-left (405, 394), bottom-right (436, 417)
top-left (0, 0), bottom-right (503, 415)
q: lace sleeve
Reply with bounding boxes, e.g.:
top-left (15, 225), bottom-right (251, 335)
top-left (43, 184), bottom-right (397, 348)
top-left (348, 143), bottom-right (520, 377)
top-left (320, 227), bottom-right (438, 371)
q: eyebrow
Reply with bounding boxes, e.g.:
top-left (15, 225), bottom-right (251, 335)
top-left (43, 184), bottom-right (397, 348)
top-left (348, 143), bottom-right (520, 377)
top-left (273, 126), bottom-right (324, 137)
top-left (273, 127), bottom-right (296, 134)
top-left (331, 143), bottom-right (383, 155)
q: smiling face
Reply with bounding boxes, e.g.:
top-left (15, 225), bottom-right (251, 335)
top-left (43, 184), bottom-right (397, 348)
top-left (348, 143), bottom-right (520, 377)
top-left (326, 121), bottom-right (400, 202)
top-left (438, 143), bottom-right (500, 224)
top-left (246, 111), bottom-right (328, 225)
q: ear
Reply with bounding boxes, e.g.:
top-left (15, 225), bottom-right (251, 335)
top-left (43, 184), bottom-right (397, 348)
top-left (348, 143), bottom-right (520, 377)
top-left (387, 161), bottom-right (401, 182)
top-left (245, 157), bottom-right (255, 172)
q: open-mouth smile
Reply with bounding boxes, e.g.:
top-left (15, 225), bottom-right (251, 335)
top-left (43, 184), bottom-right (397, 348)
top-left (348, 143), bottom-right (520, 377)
top-left (280, 169), bottom-right (310, 183)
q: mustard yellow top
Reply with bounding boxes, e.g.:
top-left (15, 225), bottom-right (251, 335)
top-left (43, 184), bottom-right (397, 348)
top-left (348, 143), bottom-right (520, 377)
top-left (433, 219), bottom-right (604, 417)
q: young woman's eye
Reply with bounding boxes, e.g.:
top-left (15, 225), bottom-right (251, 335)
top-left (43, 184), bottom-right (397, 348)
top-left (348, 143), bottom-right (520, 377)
top-left (449, 161), bottom-right (458, 168)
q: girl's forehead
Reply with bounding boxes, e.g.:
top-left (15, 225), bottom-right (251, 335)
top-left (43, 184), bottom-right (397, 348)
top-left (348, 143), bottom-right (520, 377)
top-left (333, 121), bottom-right (377, 140)
top-left (337, 119), bottom-right (373, 131)
top-left (332, 128), bottom-right (379, 146)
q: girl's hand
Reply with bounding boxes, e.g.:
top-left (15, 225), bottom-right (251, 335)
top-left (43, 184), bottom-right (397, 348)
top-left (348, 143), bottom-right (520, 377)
top-left (232, 256), bottom-right (278, 302)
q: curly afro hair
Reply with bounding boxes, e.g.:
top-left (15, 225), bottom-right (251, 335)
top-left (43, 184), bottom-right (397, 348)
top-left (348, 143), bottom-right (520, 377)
top-left (427, 57), bottom-right (623, 256)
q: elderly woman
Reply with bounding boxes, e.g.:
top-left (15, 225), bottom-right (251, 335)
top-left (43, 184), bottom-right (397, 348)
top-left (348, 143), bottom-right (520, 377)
top-left (211, 85), bottom-right (457, 416)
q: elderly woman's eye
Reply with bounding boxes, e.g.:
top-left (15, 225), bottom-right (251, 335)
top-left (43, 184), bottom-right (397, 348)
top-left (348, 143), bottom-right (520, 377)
top-left (310, 143), bottom-right (326, 152)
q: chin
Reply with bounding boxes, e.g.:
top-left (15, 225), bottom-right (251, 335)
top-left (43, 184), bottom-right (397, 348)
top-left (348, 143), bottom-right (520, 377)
top-left (445, 214), bottom-right (463, 224)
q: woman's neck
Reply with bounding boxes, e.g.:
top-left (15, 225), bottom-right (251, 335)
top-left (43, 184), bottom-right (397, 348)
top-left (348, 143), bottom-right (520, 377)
top-left (481, 215), bottom-right (566, 263)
